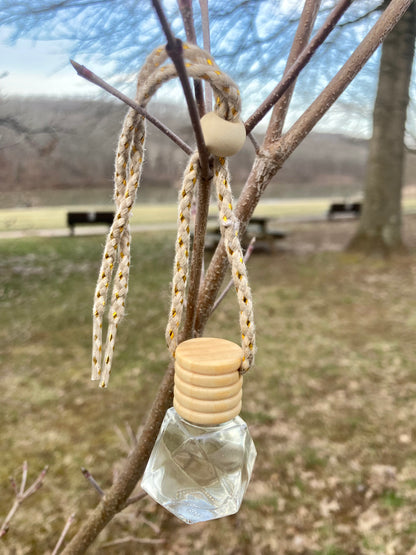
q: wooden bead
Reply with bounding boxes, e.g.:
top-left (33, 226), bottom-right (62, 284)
top-left (174, 337), bottom-right (243, 425)
top-left (200, 112), bottom-right (246, 157)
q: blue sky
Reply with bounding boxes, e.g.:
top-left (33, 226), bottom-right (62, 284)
top-left (0, 8), bottom-right (385, 141)
top-left (0, 28), bottom-right (110, 97)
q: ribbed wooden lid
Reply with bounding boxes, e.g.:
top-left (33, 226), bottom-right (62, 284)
top-left (174, 337), bottom-right (243, 425)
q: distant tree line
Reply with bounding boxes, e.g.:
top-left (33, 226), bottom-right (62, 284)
top-left (4, 95), bottom-right (415, 207)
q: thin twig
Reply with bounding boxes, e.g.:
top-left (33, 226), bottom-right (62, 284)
top-left (248, 133), bottom-right (260, 154)
top-left (139, 515), bottom-right (161, 535)
top-left (81, 468), bottom-right (105, 498)
top-left (0, 463), bottom-right (48, 538)
top-left (19, 461), bottom-right (28, 496)
top-left (151, 0), bottom-right (209, 173)
top-left (113, 423), bottom-right (138, 455)
top-left (124, 490), bottom-right (147, 507)
top-left (70, 60), bottom-right (193, 156)
top-left (51, 513), bottom-right (76, 555)
top-left (211, 237), bottom-right (256, 314)
top-left (265, 0), bottom-right (322, 146)
top-left (177, 0), bottom-right (205, 116)
top-left (9, 476), bottom-right (18, 497)
top-left (152, 0), bottom-right (212, 340)
top-left (199, 0), bottom-right (212, 111)
top-left (278, 0), bottom-right (412, 160)
top-left (23, 465), bottom-right (48, 497)
top-left (113, 425), bottom-right (132, 455)
top-left (245, 0), bottom-right (353, 134)
top-left (125, 423), bottom-right (138, 450)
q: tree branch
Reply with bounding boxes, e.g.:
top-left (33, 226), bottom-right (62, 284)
top-left (265, 0), bottom-right (322, 146)
top-left (62, 362), bottom-right (175, 554)
top-left (199, 0), bottom-right (212, 111)
top-left (194, 0), bottom-right (412, 335)
top-left (151, 0), bottom-right (209, 173)
top-left (177, 0), bottom-right (205, 116)
top-left (278, 0), bottom-right (413, 161)
top-left (70, 60), bottom-right (193, 156)
top-left (245, 0), bottom-right (354, 134)
top-left (0, 463), bottom-right (48, 538)
top-left (338, 2), bottom-right (384, 28)
top-left (151, 0), bottom-right (212, 341)
top-left (51, 513), bottom-right (76, 555)
top-left (81, 467), bottom-right (105, 498)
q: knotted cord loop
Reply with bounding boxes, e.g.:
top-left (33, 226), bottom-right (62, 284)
top-left (92, 43), bottom-right (255, 388)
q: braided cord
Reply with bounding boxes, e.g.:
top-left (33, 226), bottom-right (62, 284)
top-left (92, 43), bottom-right (255, 387)
top-left (165, 153), bottom-right (200, 350)
top-left (165, 154), bottom-right (256, 373)
top-left (214, 157), bottom-right (255, 372)
top-left (92, 109), bottom-right (145, 386)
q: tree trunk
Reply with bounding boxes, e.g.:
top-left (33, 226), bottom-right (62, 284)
top-left (349, 2), bottom-right (415, 254)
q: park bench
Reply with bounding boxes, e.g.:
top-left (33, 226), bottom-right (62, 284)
top-left (205, 216), bottom-right (287, 252)
top-left (67, 211), bottom-right (114, 235)
top-left (327, 201), bottom-right (361, 220)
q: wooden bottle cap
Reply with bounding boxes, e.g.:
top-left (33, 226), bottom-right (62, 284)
top-left (174, 337), bottom-right (243, 425)
top-left (175, 362), bottom-right (240, 388)
top-left (200, 112), bottom-right (246, 157)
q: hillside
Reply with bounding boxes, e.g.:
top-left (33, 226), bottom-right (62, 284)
top-left (1, 96), bottom-right (415, 207)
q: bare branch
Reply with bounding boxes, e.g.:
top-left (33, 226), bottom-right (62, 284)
top-left (199, 0), bottom-right (212, 111)
top-left (194, 0), bottom-right (412, 337)
top-left (124, 490), bottom-right (147, 507)
top-left (62, 361), bottom-right (175, 554)
top-left (70, 59), bottom-right (193, 155)
top-left (278, 0), bottom-right (413, 160)
top-left (19, 461), bottom-right (28, 496)
top-left (81, 468), bottom-right (105, 498)
top-left (177, 0), bottom-right (205, 116)
top-left (0, 463), bottom-right (48, 539)
top-left (265, 0), bottom-right (322, 146)
top-left (248, 132), bottom-right (260, 154)
top-left (338, 2), bottom-right (384, 27)
top-left (114, 422), bottom-right (138, 455)
top-left (51, 513), bottom-right (76, 555)
top-left (17, 465), bottom-right (48, 499)
top-left (245, 0), bottom-right (354, 134)
top-left (151, 0), bottom-right (212, 342)
top-left (151, 0), bottom-right (209, 173)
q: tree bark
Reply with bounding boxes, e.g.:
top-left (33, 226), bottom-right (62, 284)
top-left (349, 2), bottom-right (415, 254)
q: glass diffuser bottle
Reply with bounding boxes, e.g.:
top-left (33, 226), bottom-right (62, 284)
top-left (141, 337), bottom-right (256, 524)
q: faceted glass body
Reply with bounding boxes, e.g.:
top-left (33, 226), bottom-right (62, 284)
top-left (141, 407), bottom-right (256, 524)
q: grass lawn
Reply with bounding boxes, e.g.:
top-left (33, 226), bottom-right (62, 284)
top-left (1, 197), bottom-right (416, 234)
top-left (1, 219), bottom-right (416, 554)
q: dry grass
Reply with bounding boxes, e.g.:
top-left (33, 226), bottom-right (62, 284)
top-left (1, 217), bottom-right (416, 554)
